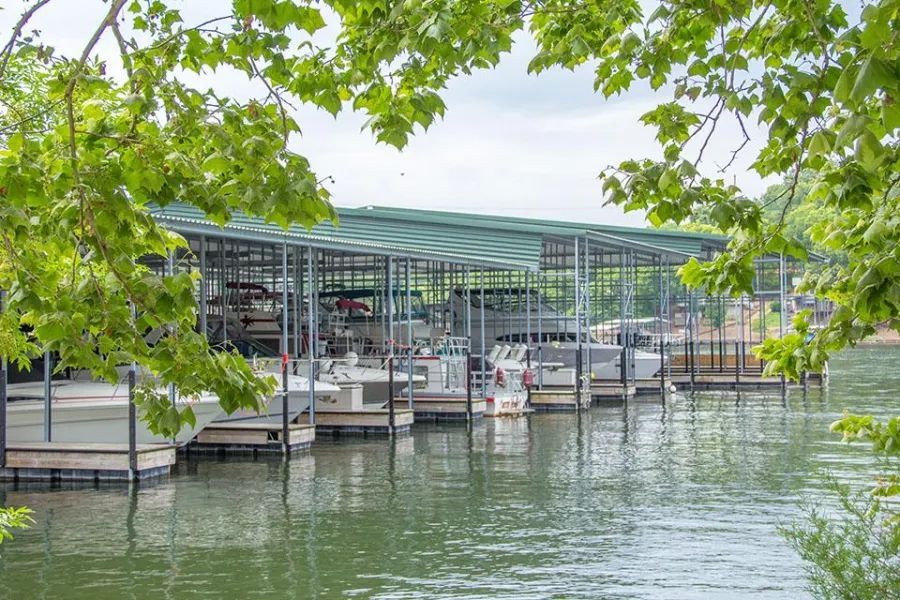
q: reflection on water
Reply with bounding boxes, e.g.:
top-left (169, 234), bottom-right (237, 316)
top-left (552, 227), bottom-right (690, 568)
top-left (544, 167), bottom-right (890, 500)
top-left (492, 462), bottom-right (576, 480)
top-left (0, 347), bottom-right (894, 599)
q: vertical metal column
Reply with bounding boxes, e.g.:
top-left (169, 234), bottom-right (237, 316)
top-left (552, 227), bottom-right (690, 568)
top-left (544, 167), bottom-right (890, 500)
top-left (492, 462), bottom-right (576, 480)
top-left (386, 255), bottom-right (395, 431)
top-left (778, 253), bottom-right (786, 388)
top-left (465, 266), bottom-right (473, 418)
top-left (293, 248), bottom-right (300, 359)
top-left (525, 270), bottom-right (532, 407)
top-left (618, 249), bottom-right (627, 386)
top-left (199, 236), bottom-right (207, 339)
top-left (0, 290), bottom-right (7, 467)
top-left (584, 239), bottom-right (592, 387)
top-left (167, 252), bottom-right (177, 412)
top-left (657, 256), bottom-right (665, 395)
top-left (537, 271), bottom-right (543, 390)
top-left (128, 303), bottom-right (138, 480)
top-left (281, 243), bottom-right (290, 452)
top-left (479, 269), bottom-right (486, 400)
top-left (306, 247), bottom-right (316, 425)
top-left (220, 238), bottom-right (227, 345)
top-left (405, 258), bottom-right (414, 409)
top-left (574, 237), bottom-right (583, 403)
top-left (42, 346), bottom-right (52, 442)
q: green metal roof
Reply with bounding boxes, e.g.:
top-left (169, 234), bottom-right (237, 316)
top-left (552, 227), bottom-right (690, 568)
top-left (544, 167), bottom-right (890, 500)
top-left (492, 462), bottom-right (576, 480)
top-left (151, 202), bottom-right (545, 271)
top-left (353, 205), bottom-right (727, 259)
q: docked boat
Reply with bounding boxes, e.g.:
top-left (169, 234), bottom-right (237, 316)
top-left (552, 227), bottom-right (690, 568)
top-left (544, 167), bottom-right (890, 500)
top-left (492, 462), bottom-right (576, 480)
top-left (213, 371), bottom-right (343, 425)
top-left (482, 344), bottom-right (530, 416)
top-left (593, 349), bottom-right (669, 380)
top-left (448, 288), bottom-right (622, 373)
top-left (309, 353), bottom-right (425, 404)
top-left (317, 288), bottom-right (445, 353)
top-left (5, 379), bottom-right (224, 445)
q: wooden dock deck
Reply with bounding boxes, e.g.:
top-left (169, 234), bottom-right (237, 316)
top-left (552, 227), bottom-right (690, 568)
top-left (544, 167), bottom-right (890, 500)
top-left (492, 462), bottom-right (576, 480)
top-left (590, 382), bottom-right (637, 400)
top-left (189, 422), bottom-right (316, 455)
top-left (0, 442), bottom-right (176, 482)
top-left (297, 408), bottom-right (414, 435)
top-left (670, 372), bottom-right (824, 391)
top-left (530, 388), bottom-right (592, 411)
top-left (408, 396), bottom-right (487, 421)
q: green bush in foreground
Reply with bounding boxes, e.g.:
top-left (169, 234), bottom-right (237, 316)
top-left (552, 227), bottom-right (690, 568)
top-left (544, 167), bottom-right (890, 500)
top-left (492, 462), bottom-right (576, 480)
top-left (782, 414), bottom-right (899, 598)
top-left (0, 506), bottom-right (34, 547)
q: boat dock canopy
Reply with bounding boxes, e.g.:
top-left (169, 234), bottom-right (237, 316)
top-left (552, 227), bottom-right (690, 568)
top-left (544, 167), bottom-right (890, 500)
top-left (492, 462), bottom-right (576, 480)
top-left (151, 201), bottom-right (731, 270)
top-left (357, 206), bottom-right (728, 261)
top-left (151, 202), bottom-right (546, 271)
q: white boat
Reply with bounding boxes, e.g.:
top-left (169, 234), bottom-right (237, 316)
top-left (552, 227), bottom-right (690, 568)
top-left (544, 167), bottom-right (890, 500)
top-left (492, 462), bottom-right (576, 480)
top-left (448, 288), bottom-right (622, 373)
top-left (5, 380), bottom-right (223, 445)
top-left (482, 344), bottom-right (529, 416)
top-left (308, 353), bottom-right (425, 404)
top-left (213, 372), bottom-right (342, 424)
top-left (593, 349), bottom-right (668, 380)
top-left (317, 289), bottom-right (445, 353)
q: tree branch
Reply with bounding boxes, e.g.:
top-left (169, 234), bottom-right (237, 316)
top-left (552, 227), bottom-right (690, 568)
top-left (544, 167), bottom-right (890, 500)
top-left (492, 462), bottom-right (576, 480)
top-left (0, 0), bottom-right (54, 81)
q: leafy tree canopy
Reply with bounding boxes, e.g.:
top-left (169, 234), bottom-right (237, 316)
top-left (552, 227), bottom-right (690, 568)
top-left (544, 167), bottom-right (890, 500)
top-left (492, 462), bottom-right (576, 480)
top-left (0, 0), bottom-right (897, 432)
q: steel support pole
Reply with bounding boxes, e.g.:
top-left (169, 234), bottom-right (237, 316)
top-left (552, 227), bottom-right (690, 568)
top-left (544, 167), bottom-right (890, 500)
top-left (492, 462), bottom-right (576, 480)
top-left (199, 236), bottom-right (207, 339)
top-left (406, 258), bottom-right (413, 409)
top-left (281, 243), bottom-right (290, 452)
top-left (525, 271), bottom-right (532, 406)
top-left (220, 238), bottom-right (228, 345)
top-left (658, 257), bottom-right (665, 395)
top-left (537, 271), bottom-right (543, 390)
top-left (574, 237), bottom-right (583, 403)
top-left (386, 256), bottom-right (395, 431)
top-left (167, 251), bottom-right (177, 411)
top-left (293, 248), bottom-right (300, 359)
top-left (43, 350), bottom-right (51, 442)
top-left (0, 290), bottom-right (6, 467)
top-left (306, 247), bottom-right (316, 425)
top-left (0, 358), bottom-right (6, 468)
top-left (779, 253), bottom-right (786, 389)
top-left (128, 358), bottom-right (137, 479)
top-left (480, 269), bottom-right (486, 399)
top-left (464, 267), bottom-right (473, 416)
top-left (618, 249), bottom-right (627, 386)
top-left (584, 238), bottom-right (592, 386)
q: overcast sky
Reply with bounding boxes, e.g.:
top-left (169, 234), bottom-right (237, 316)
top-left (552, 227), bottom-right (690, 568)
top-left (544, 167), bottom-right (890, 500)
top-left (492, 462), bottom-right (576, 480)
top-left (2, 1), bottom-right (776, 227)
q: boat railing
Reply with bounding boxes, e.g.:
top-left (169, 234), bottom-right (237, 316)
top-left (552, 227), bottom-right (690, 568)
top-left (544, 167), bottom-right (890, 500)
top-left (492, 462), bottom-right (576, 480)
top-left (472, 364), bottom-right (526, 393)
top-left (430, 336), bottom-right (470, 358)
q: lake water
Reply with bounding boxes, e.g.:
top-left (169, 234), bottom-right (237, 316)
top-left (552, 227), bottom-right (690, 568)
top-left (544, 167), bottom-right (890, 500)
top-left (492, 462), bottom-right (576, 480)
top-left (1, 347), bottom-right (895, 599)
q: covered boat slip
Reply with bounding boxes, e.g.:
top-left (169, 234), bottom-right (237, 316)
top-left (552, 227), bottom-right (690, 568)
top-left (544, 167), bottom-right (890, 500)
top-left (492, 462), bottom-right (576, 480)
top-left (0, 202), bottom-right (820, 481)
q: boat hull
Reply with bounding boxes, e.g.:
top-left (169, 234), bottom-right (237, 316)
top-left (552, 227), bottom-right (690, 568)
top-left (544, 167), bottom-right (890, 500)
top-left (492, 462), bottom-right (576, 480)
top-left (485, 390), bottom-right (528, 416)
top-left (538, 342), bottom-right (621, 373)
top-left (593, 351), bottom-right (667, 380)
top-left (7, 398), bottom-right (222, 445)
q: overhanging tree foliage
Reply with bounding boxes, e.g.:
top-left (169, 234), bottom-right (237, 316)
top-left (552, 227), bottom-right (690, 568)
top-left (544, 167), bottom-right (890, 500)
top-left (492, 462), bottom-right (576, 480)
top-left (0, 1), bottom-right (897, 433)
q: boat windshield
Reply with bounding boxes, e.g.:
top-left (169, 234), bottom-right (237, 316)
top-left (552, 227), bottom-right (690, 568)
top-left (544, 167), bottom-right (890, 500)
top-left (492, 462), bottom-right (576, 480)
top-left (465, 289), bottom-right (559, 314)
top-left (319, 289), bottom-right (429, 320)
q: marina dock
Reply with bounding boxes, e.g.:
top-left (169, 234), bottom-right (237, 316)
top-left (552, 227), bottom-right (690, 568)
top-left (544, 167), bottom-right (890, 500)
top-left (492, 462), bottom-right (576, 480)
top-left (0, 442), bottom-right (176, 483)
top-left (529, 388), bottom-right (592, 411)
top-left (298, 409), bottom-right (415, 435)
top-left (189, 422), bottom-right (316, 454)
top-left (407, 396), bottom-right (487, 421)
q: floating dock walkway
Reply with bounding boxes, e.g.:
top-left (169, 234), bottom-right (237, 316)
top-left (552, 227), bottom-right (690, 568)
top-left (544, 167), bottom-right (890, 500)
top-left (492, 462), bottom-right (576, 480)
top-left (408, 396), bottom-right (487, 421)
top-left (298, 409), bottom-right (414, 435)
top-left (189, 422), bottom-right (316, 455)
top-left (529, 388), bottom-right (591, 411)
top-left (0, 442), bottom-right (176, 482)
